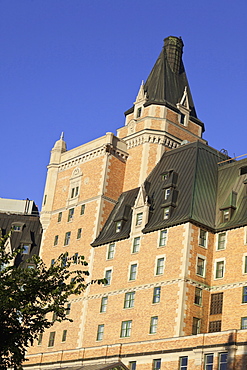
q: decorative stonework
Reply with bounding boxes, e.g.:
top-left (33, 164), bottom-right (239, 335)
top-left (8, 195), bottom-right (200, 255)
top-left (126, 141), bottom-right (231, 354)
top-left (125, 132), bottom-right (180, 150)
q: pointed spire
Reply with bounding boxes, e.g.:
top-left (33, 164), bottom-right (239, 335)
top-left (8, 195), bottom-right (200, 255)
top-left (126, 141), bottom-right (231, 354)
top-left (60, 131), bottom-right (64, 140)
top-left (134, 81), bottom-right (147, 105)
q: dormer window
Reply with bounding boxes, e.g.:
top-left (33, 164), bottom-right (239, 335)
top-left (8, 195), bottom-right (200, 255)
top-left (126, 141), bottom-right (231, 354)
top-left (164, 207), bottom-right (170, 219)
top-left (180, 113), bottom-right (185, 125)
top-left (22, 245), bottom-right (30, 254)
top-left (13, 225), bottom-right (21, 231)
top-left (136, 213), bottom-right (143, 226)
top-left (164, 188), bottom-right (170, 200)
top-left (116, 221), bottom-right (122, 233)
top-left (12, 223), bottom-right (24, 232)
top-left (137, 107), bottom-right (142, 118)
top-left (222, 209), bottom-right (230, 222)
top-left (240, 166), bottom-right (247, 176)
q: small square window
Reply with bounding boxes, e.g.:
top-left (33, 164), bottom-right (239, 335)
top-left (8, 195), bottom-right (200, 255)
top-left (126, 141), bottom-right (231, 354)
top-left (80, 204), bottom-right (85, 215)
top-left (149, 316), bottom-right (158, 334)
top-left (204, 354), bottom-right (214, 370)
top-left (129, 264), bottom-right (137, 281)
top-left (100, 297), bottom-right (108, 313)
top-left (96, 324), bottom-right (104, 341)
top-left (199, 229), bottom-right (207, 247)
top-left (164, 207), bottom-right (170, 219)
top-left (242, 286), bottom-right (247, 303)
top-left (132, 237), bottom-right (140, 253)
top-left (164, 188), bottom-right (170, 200)
top-left (159, 230), bottom-right (167, 246)
top-left (124, 292), bottom-right (135, 308)
top-left (208, 320), bottom-right (221, 333)
top-left (192, 317), bottom-right (201, 335)
top-left (107, 243), bottom-right (115, 259)
top-left (217, 233), bottom-right (226, 250)
top-left (77, 228), bottom-right (82, 239)
top-left (58, 212), bottom-right (62, 222)
top-left (179, 356), bottom-right (188, 370)
top-left (64, 232), bottom-right (71, 246)
top-left (197, 257), bottom-right (205, 277)
top-left (194, 287), bottom-right (202, 306)
top-left (241, 317), bottom-right (247, 329)
top-left (153, 287), bottom-right (161, 303)
top-left (67, 208), bottom-right (74, 222)
top-left (136, 213), bottom-right (143, 226)
top-left (156, 257), bottom-right (164, 275)
top-left (120, 320), bottom-right (132, 337)
top-left (48, 332), bottom-right (56, 347)
top-left (62, 330), bottom-right (67, 342)
top-left (153, 359), bottom-right (161, 370)
top-left (54, 235), bottom-right (59, 246)
top-left (215, 261), bottom-right (224, 279)
top-left (104, 269), bottom-right (112, 286)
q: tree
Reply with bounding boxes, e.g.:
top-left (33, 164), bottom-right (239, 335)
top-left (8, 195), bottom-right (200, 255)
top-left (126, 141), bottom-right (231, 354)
top-left (0, 233), bottom-right (104, 369)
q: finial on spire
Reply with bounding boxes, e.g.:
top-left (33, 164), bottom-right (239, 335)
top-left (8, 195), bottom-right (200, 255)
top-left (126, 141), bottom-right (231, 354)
top-left (60, 132), bottom-right (64, 140)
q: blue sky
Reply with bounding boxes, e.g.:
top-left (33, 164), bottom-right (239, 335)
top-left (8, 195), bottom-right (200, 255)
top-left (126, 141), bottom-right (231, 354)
top-left (1, 0), bottom-right (247, 210)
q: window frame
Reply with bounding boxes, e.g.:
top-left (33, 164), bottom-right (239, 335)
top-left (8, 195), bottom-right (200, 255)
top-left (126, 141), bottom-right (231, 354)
top-left (100, 296), bottom-right (108, 313)
top-left (64, 231), bottom-right (71, 246)
top-left (215, 259), bottom-right (225, 279)
top-left (242, 286), bottom-right (247, 303)
top-left (107, 243), bottom-right (115, 260)
top-left (153, 286), bottom-right (161, 304)
top-left (196, 256), bottom-right (206, 277)
top-left (129, 263), bottom-right (138, 281)
top-left (241, 316), bottom-right (247, 330)
top-left (120, 320), bottom-right (132, 338)
top-left (77, 228), bottom-right (82, 239)
top-left (129, 361), bottom-right (136, 370)
top-left (199, 229), bottom-right (207, 248)
top-left (132, 237), bottom-right (140, 253)
top-left (96, 324), bottom-right (104, 341)
top-left (149, 316), bottom-right (158, 334)
top-left (124, 291), bottom-right (135, 309)
top-left (163, 207), bottom-right (170, 219)
top-left (104, 269), bottom-right (112, 286)
top-left (155, 256), bottom-right (165, 276)
top-left (62, 329), bottom-right (67, 342)
top-left (194, 287), bottom-right (202, 306)
top-left (57, 212), bottom-right (62, 222)
top-left (159, 229), bottom-right (167, 247)
top-left (152, 359), bottom-right (161, 370)
top-left (217, 232), bottom-right (226, 250)
top-left (80, 204), bottom-right (85, 215)
top-left (48, 331), bottom-right (56, 347)
top-left (67, 208), bottom-right (74, 222)
top-left (192, 317), bottom-right (201, 335)
top-left (54, 235), bottom-right (59, 246)
top-left (204, 353), bottom-right (214, 370)
top-left (179, 357), bottom-right (188, 370)
top-left (218, 352), bottom-right (227, 370)
top-left (164, 188), bottom-right (170, 200)
top-left (136, 213), bottom-right (143, 226)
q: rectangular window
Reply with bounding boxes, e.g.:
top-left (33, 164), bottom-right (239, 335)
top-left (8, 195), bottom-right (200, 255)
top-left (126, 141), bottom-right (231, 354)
top-left (194, 287), bottom-right (202, 306)
top-left (65, 303), bottom-right (71, 315)
top-left (159, 230), bottom-right (167, 246)
top-left (164, 188), bottom-right (170, 200)
top-left (222, 209), bottom-right (230, 222)
top-left (164, 207), bottom-right (170, 219)
top-left (54, 235), bottom-right (59, 246)
top-left (120, 320), bottom-right (132, 337)
top-left (73, 253), bottom-right (79, 264)
top-left (104, 269), bottom-right (112, 286)
top-left (96, 324), bottom-right (104, 341)
top-left (217, 233), bottom-right (226, 250)
top-left (192, 317), bottom-right (201, 335)
top-left (136, 213), bottom-right (143, 226)
top-left (244, 256), bottom-right (247, 274)
top-left (129, 362), bottom-right (136, 370)
top-left (241, 317), bottom-right (247, 329)
top-left (100, 297), bottom-right (108, 313)
top-left (153, 286), bottom-right (161, 303)
top-left (64, 231), bottom-right (71, 246)
top-left (13, 225), bottom-right (21, 231)
top-left (197, 257), bottom-right (205, 277)
top-left (132, 237), bottom-right (140, 253)
top-left (58, 212), bottom-right (62, 222)
top-left (71, 186), bottom-right (79, 199)
top-left (67, 208), bottom-right (74, 222)
top-left (77, 228), bottom-right (82, 239)
top-left (107, 243), bottom-right (115, 260)
top-left (37, 333), bottom-right (43, 345)
top-left (22, 245), bottom-right (30, 254)
top-left (48, 331), bottom-right (56, 347)
top-left (153, 359), bottom-right (161, 370)
top-left (199, 229), bottom-right (207, 247)
top-left (204, 354), bottom-right (213, 370)
top-left (210, 293), bottom-right (223, 315)
top-left (215, 261), bottom-right (224, 279)
top-left (156, 257), bottom-right (164, 275)
top-left (62, 330), bottom-right (67, 342)
top-left (51, 259), bottom-right (55, 266)
top-left (242, 286), bottom-right (247, 303)
top-left (124, 292), bottom-right (135, 308)
top-left (150, 316), bottom-right (158, 334)
top-left (218, 353), bottom-right (227, 370)
top-left (116, 221), bottom-right (122, 233)
top-left (179, 357), bottom-right (188, 370)
top-left (80, 204), bottom-right (85, 215)
top-left (208, 320), bottom-right (221, 333)
top-left (137, 107), bottom-right (142, 118)
top-left (129, 264), bottom-right (137, 281)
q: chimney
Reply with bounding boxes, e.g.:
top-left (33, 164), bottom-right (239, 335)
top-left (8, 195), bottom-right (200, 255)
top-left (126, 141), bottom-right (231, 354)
top-left (164, 36), bottom-right (184, 74)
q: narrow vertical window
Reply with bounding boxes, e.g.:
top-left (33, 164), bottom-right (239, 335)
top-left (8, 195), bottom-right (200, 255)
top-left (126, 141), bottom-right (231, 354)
top-left (58, 212), bottom-right (62, 222)
top-left (129, 264), bottom-right (137, 281)
top-left (132, 237), bottom-right (140, 253)
top-left (215, 261), bottom-right (224, 279)
top-left (153, 359), bottom-right (161, 370)
top-left (51, 259), bottom-right (55, 266)
top-left (149, 316), bottom-right (158, 334)
top-left (48, 332), bottom-right (56, 347)
top-left (77, 228), bottom-right (82, 239)
top-left (218, 353), bottom-right (227, 370)
top-left (153, 287), bottom-right (161, 303)
top-left (64, 231), bottom-right (71, 246)
top-left (62, 330), bottom-right (67, 342)
top-left (124, 292), bottom-right (135, 308)
top-left (67, 208), bottom-right (74, 222)
top-left (100, 297), bottom-right (108, 313)
top-left (164, 188), bottom-right (170, 200)
top-left (136, 213), bottom-right (143, 226)
top-left (204, 354), bottom-right (214, 370)
top-left (199, 229), bottom-right (207, 247)
top-left (73, 253), bottom-right (78, 264)
top-left (179, 356), bottom-right (188, 370)
top-left (194, 287), bottom-right (202, 306)
top-left (244, 256), bottom-right (247, 274)
top-left (156, 257), bottom-right (164, 275)
top-left (107, 243), bottom-right (115, 260)
top-left (242, 286), bottom-right (247, 303)
top-left (217, 233), bottom-right (226, 250)
top-left (54, 235), bottom-right (59, 246)
top-left (104, 269), bottom-right (112, 286)
top-left (96, 324), bottom-right (104, 341)
top-left (197, 257), bottom-right (205, 277)
top-left (159, 230), bottom-right (167, 246)
top-left (164, 207), bottom-right (170, 219)
top-left (137, 107), bottom-right (142, 118)
top-left (129, 362), bottom-right (136, 370)
top-left (192, 317), bottom-right (201, 335)
top-left (80, 204), bottom-right (85, 215)
top-left (120, 320), bottom-right (132, 337)
top-left (241, 317), bottom-right (247, 329)
top-left (116, 221), bottom-right (122, 233)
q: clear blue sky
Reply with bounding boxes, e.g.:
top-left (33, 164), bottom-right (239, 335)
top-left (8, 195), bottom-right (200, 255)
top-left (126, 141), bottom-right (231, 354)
top-left (1, 0), bottom-right (247, 210)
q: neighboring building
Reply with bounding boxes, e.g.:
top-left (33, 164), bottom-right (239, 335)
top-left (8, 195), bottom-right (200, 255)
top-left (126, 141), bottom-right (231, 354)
top-left (26, 37), bottom-right (247, 369)
top-left (0, 198), bottom-right (42, 268)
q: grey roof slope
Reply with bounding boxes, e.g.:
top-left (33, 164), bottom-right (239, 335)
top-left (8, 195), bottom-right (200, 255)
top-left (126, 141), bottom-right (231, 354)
top-left (0, 213), bottom-right (42, 267)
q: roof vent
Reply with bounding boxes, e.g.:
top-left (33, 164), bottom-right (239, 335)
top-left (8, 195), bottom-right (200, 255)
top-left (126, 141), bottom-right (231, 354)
top-left (181, 140), bottom-right (190, 145)
top-left (164, 36), bottom-right (184, 74)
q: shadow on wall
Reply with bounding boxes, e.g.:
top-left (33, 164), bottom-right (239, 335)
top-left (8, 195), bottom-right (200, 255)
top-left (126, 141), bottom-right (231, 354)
top-left (225, 332), bottom-right (247, 370)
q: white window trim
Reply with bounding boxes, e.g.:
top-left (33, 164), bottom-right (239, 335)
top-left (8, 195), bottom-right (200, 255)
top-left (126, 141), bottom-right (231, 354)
top-left (196, 254), bottom-right (206, 278)
top-left (214, 257), bottom-right (226, 280)
top-left (103, 267), bottom-right (113, 287)
top-left (131, 236), bottom-right (141, 254)
top-left (198, 229), bottom-right (208, 249)
top-left (154, 255), bottom-right (166, 276)
top-left (157, 229), bottom-right (168, 248)
top-left (106, 243), bottom-right (115, 260)
top-left (128, 262), bottom-right (138, 282)
top-left (216, 231), bottom-right (227, 251)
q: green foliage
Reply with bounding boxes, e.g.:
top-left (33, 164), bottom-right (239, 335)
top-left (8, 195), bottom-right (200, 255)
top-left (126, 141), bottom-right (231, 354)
top-left (0, 233), bottom-right (104, 369)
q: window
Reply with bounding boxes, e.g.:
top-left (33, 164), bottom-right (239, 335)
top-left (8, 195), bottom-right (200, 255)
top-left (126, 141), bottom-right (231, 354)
top-left (244, 256), bottom-right (247, 274)
top-left (159, 230), bottom-right (167, 246)
top-left (116, 221), bottom-right (122, 233)
top-left (22, 245), bottom-right (30, 254)
top-left (71, 186), bottom-right (79, 198)
top-left (64, 231), bottom-right (71, 246)
top-left (153, 359), bottom-right (161, 370)
top-left (61, 255), bottom-right (67, 267)
top-left (240, 166), bottom-right (247, 175)
top-left (194, 287), bottom-right (202, 306)
top-left (67, 208), bottom-right (74, 222)
top-left (54, 235), bottom-right (59, 246)
top-left (129, 361), bottom-right (136, 370)
top-left (48, 331), bottom-right (56, 347)
top-left (137, 107), bottom-right (142, 118)
top-left (124, 292), bottom-right (135, 308)
top-left (120, 320), bottom-right (132, 337)
top-left (80, 204), bottom-right (85, 215)
top-left (222, 209), bottom-right (230, 222)
top-left (242, 286), bottom-right (247, 303)
top-left (163, 207), bottom-right (170, 219)
top-left (100, 297), bottom-right (108, 313)
top-left (218, 353), bottom-right (227, 370)
top-left (192, 317), bottom-right (201, 335)
top-left (58, 212), bottom-right (62, 222)
top-left (96, 324), bottom-right (104, 341)
top-left (210, 293), bottom-right (223, 315)
top-left (107, 243), bottom-right (115, 259)
top-left (217, 233), bottom-right (226, 250)
top-left (179, 357), bottom-right (188, 370)
top-left (62, 330), bottom-right (67, 342)
top-left (51, 259), bottom-right (55, 266)
top-left (180, 113), bottom-right (185, 125)
top-left (215, 260), bottom-right (224, 279)
top-left (129, 264), bottom-right (137, 281)
top-left (149, 316), bottom-right (158, 334)
top-left (104, 269), bottom-right (112, 286)
top-left (77, 228), bottom-right (82, 239)
top-left (52, 312), bottom-right (57, 322)
top-left (65, 303), bottom-right (71, 315)
top-left (13, 225), bottom-right (21, 231)
top-left (199, 229), bottom-right (207, 247)
top-left (164, 188), bottom-right (170, 200)
top-left (73, 253), bottom-right (79, 264)
top-left (136, 213), bottom-right (143, 226)
top-left (208, 320), bottom-right (221, 333)
top-left (204, 354), bottom-right (213, 370)
top-left (241, 317), bottom-right (247, 329)
top-left (153, 287), bottom-right (161, 303)
top-left (132, 237), bottom-right (140, 253)
top-left (156, 257), bottom-right (164, 275)
top-left (37, 333), bottom-right (43, 345)
top-left (197, 257), bottom-right (205, 277)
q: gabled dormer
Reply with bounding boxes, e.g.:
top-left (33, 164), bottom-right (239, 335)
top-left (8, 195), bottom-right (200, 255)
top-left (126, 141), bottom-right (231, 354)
top-left (130, 183), bottom-right (150, 237)
top-left (176, 86), bottom-right (191, 126)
